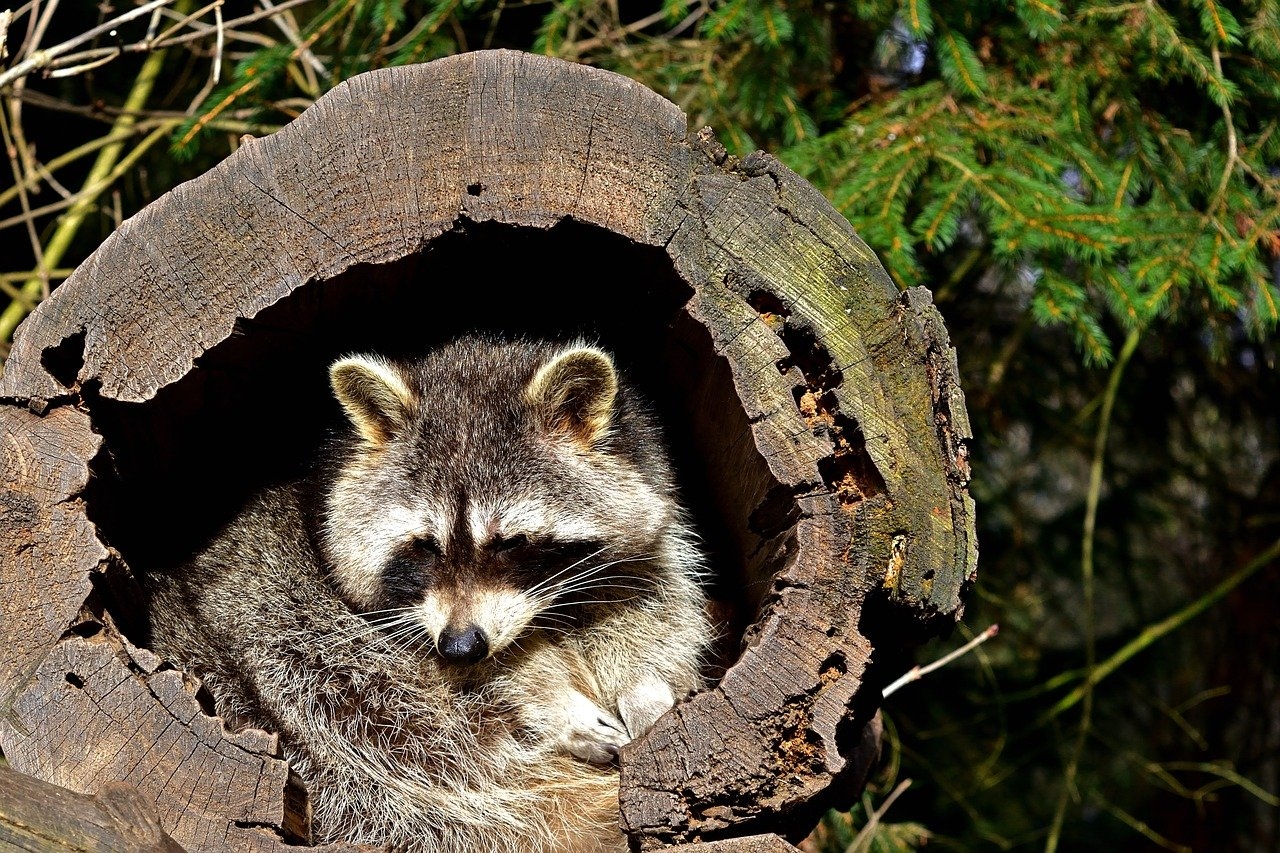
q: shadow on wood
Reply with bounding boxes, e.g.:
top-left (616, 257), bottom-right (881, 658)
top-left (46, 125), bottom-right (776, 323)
top-left (0, 49), bottom-right (975, 852)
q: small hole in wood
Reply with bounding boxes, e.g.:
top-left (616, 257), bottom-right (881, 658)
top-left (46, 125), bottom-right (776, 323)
top-left (467, 182), bottom-right (483, 195)
top-left (65, 672), bottom-right (84, 689)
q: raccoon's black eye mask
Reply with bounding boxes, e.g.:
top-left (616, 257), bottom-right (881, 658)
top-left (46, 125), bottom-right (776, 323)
top-left (407, 535), bottom-right (443, 557)
top-left (374, 542), bottom-right (435, 608)
top-left (486, 537), bottom-right (609, 585)
top-left (533, 538), bottom-right (607, 563)
top-left (491, 533), bottom-right (529, 553)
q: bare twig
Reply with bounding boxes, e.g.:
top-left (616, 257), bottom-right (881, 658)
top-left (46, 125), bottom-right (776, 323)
top-left (187, 1), bottom-right (225, 113)
top-left (153, 0), bottom-right (226, 44)
top-left (0, 3), bottom-right (183, 342)
top-left (0, 96), bottom-right (49, 298)
top-left (563, 3), bottom-right (691, 57)
top-left (0, 11), bottom-right (14, 61)
top-left (1044, 326), bottom-right (1140, 853)
top-left (152, 0), bottom-right (315, 49)
top-left (259, 0), bottom-right (325, 82)
top-left (0, 0), bottom-right (176, 90)
top-left (882, 624), bottom-right (999, 699)
top-left (47, 47), bottom-right (122, 78)
top-left (21, 0), bottom-right (60, 61)
top-left (7, 2), bottom-right (229, 79)
top-left (1207, 45), bottom-right (1238, 217)
top-left (1092, 794), bottom-right (1192, 853)
top-left (847, 779), bottom-right (914, 853)
top-left (1042, 536), bottom-right (1280, 723)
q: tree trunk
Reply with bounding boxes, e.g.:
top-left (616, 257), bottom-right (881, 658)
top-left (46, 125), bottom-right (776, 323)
top-left (0, 49), bottom-right (975, 852)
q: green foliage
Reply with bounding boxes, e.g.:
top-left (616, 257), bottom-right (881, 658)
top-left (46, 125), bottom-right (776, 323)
top-left (808, 796), bottom-right (933, 852)
top-left (784, 1), bottom-right (1280, 362)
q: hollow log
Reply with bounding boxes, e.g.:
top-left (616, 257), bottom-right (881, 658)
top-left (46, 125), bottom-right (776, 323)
top-left (0, 49), bottom-right (975, 852)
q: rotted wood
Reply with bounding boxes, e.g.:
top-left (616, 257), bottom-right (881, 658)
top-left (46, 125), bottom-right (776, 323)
top-left (0, 49), bottom-right (974, 851)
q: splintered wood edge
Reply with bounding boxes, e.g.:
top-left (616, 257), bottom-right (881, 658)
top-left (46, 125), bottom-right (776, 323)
top-left (0, 49), bottom-right (973, 850)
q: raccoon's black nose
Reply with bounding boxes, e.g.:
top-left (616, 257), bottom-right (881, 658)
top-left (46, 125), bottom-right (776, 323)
top-left (438, 625), bottom-right (489, 664)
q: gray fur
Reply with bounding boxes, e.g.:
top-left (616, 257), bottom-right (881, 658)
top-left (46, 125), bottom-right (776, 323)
top-left (143, 335), bottom-right (711, 852)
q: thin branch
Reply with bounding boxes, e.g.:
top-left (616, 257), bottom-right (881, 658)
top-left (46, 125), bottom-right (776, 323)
top-left (259, 0), bottom-right (325, 79)
top-left (21, 0), bottom-right (61, 62)
top-left (187, 1), bottom-right (225, 113)
top-left (46, 47), bottom-right (121, 78)
top-left (0, 94), bottom-right (48, 298)
top-left (565, 5), bottom-right (688, 56)
top-left (847, 778), bottom-right (914, 853)
top-left (0, 4), bottom-right (183, 342)
top-left (0, 11), bottom-right (13, 62)
top-left (9, 1), bottom-right (251, 83)
top-left (0, 0), bottom-right (176, 90)
top-left (151, 0), bottom-right (316, 49)
top-left (1160, 761), bottom-right (1280, 807)
top-left (1207, 45), bottom-right (1238, 216)
top-left (150, 0), bottom-right (219, 41)
top-left (1042, 536), bottom-right (1280, 723)
top-left (1044, 327), bottom-right (1141, 853)
top-left (0, 268), bottom-right (73, 284)
top-left (1093, 794), bottom-right (1192, 852)
top-left (882, 623), bottom-right (1000, 699)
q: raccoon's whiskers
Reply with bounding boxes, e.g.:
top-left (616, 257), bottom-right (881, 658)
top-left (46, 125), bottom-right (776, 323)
top-left (549, 576), bottom-right (651, 596)
top-left (530, 555), bottom-right (654, 605)
top-left (324, 609), bottom-right (420, 649)
top-left (522, 547), bottom-right (612, 600)
top-left (382, 619), bottom-right (433, 657)
top-left (409, 627), bottom-right (438, 658)
top-left (358, 605), bottom-right (426, 617)
top-left (330, 610), bottom-right (428, 656)
top-left (542, 596), bottom-right (640, 612)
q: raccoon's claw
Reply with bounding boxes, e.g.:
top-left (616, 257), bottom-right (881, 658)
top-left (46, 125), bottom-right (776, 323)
top-left (562, 714), bottom-right (629, 766)
top-left (617, 677), bottom-right (676, 739)
top-left (560, 689), bottom-right (630, 766)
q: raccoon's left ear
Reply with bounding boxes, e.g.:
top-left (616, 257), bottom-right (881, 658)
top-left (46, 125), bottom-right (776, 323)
top-left (526, 345), bottom-right (618, 447)
top-left (330, 355), bottom-right (418, 446)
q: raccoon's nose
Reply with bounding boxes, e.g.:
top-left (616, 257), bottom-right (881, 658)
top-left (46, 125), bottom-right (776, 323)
top-left (438, 625), bottom-right (489, 664)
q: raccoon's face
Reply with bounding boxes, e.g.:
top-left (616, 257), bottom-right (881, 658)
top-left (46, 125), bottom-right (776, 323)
top-left (321, 338), bottom-right (675, 665)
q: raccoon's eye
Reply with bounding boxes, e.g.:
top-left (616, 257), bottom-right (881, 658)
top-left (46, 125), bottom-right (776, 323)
top-left (408, 535), bottom-right (442, 557)
top-left (492, 533), bottom-right (529, 553)
top-left (553, 539), bottom-right (605, 558)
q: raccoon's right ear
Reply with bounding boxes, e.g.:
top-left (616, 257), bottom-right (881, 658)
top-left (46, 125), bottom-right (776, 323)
top-left (330, 355), bottom-right (418, 445)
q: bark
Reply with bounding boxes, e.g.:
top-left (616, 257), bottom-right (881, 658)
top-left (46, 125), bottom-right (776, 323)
top-left (0, 49), bottom-right (974, 852)
top-left (0, 762), bottom-right (185, 853)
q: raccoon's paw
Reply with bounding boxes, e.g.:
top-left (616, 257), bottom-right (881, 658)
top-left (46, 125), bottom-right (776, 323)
top-left (561, 689), bottom-right (630, 766)
top-left (617, 677), bottom-right (676, 740)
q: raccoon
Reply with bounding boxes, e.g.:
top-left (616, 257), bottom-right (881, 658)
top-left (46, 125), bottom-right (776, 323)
top-left (142, 335), bottom-right (712, 853)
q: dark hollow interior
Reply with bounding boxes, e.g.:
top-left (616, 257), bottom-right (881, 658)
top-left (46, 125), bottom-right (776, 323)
top-left (82, 219), bottom-right (791, 676)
